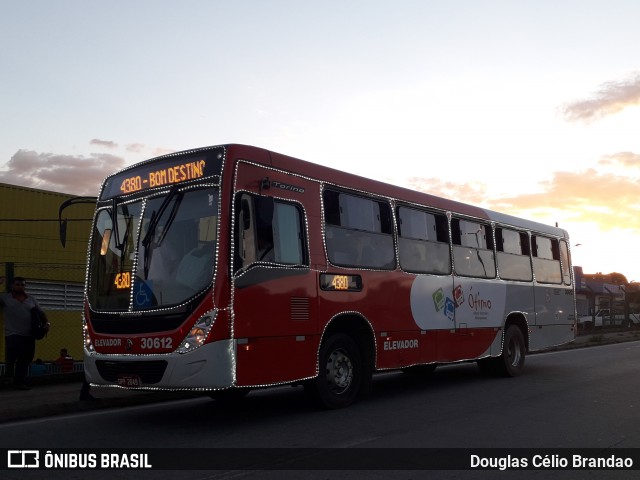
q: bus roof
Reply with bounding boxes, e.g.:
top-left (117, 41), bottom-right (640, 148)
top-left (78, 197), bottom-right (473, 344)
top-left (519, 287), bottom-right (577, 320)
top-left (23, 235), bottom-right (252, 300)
top-left (110, 143), bottom-right (568, 239)
top-left (225, 144), bottom-right (569, 239)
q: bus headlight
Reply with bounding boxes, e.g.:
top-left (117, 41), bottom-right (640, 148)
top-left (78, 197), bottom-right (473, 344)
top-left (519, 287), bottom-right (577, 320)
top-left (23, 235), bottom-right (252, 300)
top-left (83, 320), bottom-right (94, 353)
top-left (177, 311), bottom-right (217, 354)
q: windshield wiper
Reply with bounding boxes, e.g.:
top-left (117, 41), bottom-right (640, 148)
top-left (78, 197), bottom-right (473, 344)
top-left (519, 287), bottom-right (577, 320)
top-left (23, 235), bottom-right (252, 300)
top-left (157, 192), bottom-right (183, 247)
top-left (110, 200), bottom-right (131, 272)
top-left (118, 205), bottom-right (131, 272)
top-left (141, 186), bottom-right (182, 279)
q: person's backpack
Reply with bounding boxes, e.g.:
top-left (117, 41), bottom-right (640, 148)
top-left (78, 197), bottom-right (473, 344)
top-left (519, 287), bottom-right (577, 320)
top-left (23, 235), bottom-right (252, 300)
top-left (30, 307), bottom-right (50, 340)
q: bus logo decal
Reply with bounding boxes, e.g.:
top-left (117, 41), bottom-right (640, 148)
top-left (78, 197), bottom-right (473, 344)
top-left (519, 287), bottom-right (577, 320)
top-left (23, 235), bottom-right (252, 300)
top-left (384, 339), bottom-right (419, 351)
top-left (454, 285), bottom-right (465, 307)
top-left (94, 338), bottom-right (122, 347)
top-left (432, 288), bottom-right (445, 312)
top-left (271, 180), bottom-right (305, 194)
top-left (444, 298), bottom-right (455, 321)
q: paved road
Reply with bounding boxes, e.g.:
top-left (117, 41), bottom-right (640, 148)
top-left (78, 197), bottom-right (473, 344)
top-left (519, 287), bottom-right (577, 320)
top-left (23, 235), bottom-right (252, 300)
top-left (1, 339), bottom-right (639, 479)
top-left (1, 328), bottom-right (637, 423)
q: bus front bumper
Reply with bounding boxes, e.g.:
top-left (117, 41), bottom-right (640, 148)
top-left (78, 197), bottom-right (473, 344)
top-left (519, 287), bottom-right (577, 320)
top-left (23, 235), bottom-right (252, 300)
top-left (83, 339), bottom-right (237, 390)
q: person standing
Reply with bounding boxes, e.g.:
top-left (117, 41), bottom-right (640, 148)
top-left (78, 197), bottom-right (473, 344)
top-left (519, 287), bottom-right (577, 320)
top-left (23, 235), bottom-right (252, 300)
top-left (54, 348), bottom-right (74, 373)
top-left (0, 276), bottom-right (40, 389)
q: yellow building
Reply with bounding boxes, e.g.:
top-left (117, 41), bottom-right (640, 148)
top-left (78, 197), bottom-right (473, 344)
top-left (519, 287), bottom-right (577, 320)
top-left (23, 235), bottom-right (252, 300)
top-left (0, 183), bottom-right (95, 366)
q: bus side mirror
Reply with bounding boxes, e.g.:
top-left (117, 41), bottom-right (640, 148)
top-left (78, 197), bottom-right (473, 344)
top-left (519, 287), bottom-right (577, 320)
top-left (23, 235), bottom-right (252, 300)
top-left (58, 196), bottom-right (98, 248)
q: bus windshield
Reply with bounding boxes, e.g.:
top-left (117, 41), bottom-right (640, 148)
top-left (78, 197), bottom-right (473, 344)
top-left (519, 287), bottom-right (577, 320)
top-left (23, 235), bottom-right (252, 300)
top-left (88, 187), bottom-right (218, 311)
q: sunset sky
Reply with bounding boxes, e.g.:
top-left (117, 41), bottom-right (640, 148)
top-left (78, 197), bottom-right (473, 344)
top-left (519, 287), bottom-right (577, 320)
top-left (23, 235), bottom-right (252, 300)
top-left (1, 1), bottom-right (640, 281)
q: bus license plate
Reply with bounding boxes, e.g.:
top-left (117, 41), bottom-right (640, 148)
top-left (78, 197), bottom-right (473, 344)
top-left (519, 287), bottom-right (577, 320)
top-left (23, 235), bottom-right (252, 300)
top-left (117, 375), bottom-right (141, 388)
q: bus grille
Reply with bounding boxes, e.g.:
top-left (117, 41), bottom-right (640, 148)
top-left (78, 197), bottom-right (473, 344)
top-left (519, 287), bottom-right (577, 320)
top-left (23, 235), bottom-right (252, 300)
top-left (95, 360), bottom-right (167, 384)
top-left (290, 297), bottom-right (310, 320)
top-left (89, 314), bottom-right (186, 334)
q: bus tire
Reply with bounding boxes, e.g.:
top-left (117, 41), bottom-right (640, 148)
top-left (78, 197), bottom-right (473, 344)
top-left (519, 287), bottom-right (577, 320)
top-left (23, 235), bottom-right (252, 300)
top-left (477, 326), bottom-right (526, 377)
top-left (499, 325), bottom-right (526, 377)
top-left (308, 333), bottom-right (362, 409)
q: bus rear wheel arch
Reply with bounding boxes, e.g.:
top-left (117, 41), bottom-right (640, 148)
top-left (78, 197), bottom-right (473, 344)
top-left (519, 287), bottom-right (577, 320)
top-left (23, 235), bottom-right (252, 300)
top-left (477, 324), bottom-right (526, 377)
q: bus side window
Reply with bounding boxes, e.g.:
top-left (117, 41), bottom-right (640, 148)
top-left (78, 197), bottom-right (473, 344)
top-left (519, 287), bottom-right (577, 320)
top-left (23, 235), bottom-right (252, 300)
top-left (254, 196), bottom-right (275, 262)
top-left (496, 227), bottom-right (532, 281)
top-left (560, 239), bottom-right (572, 285)
top-left (235, 193), bottom-right (257, 271)
top-left (397, 206), bottom-right (450, 274)
top-left (323, 189), bottom-right (395, 270)
top-left (235, 193), bottom-right (306, 272)
top-left (273, 202), bottom-right (305, 265)
top-left (531, 235), bottom-right (562, 284)
top-left (451, 218), bottom-right (496, 278)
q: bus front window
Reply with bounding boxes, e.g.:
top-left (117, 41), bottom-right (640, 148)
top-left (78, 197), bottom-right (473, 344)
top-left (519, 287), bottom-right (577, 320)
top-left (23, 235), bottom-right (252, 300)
top-left (135, 187), bottom-right (218, 309)
top-left (87, 187), bottom-right (218, 312)
top-left (88, 202), bottom-right (142, 310)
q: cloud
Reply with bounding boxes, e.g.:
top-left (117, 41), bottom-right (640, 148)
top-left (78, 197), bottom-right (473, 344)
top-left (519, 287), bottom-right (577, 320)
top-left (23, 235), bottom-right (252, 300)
top-left (489, 169), bottom-right (640, 233)
top-left (562, 71), bottom-right (640, 122)
top-left (126, 143), bottom-right (145, 153)
top-left (88, 139), bottom-right (176, 158)
top-left (90, 139), bottom-right (118, 149)
top-left (0, 150), bottom-right (126, 196)
top-left (0, 137), bottom-right (177, 196)
top-left (407, 162), bottom-right (640, 233)
top-left (497, 168), bottom-right (635, 203)
top-left (599, 151), bottom-right (640, 169)
top-left (151, 147), bottom-right (177, 157)
top-left (406, 177), bottom-right (488, 205)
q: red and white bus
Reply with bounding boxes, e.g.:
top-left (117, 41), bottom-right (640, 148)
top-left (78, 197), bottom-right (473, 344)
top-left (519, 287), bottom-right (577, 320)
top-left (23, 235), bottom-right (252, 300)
top-left (81, 144), bottom-right (575, 407)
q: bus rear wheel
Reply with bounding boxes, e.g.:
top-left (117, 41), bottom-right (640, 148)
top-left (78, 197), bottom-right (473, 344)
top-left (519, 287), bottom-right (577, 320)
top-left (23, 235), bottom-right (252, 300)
top-left (477, 325), bottom-right (526, 377)
top-left (307, 333), bottom-right (362, 409)
top-left (502, 325), bottom-right (526, 376)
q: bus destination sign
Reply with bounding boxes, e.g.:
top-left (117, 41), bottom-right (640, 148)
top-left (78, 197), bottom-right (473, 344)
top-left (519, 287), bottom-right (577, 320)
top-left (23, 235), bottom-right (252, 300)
top-left (119, 159), bottom-right (206, 195)
top-left (100, 148), bottom-right (224, 200)
top-left (320, 273), bottom-right (362, 292)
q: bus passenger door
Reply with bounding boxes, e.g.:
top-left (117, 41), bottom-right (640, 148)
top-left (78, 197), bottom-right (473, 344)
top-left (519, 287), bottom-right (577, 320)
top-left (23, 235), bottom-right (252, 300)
top-left (231, 184), bottom-right (318, 386)
top-left (531, 237), bottom-right (574, 324)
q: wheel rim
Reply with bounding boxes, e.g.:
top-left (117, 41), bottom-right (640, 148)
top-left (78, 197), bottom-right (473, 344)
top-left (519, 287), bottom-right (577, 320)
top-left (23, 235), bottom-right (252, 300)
top-left (507, 337), bottom-right (522, 367)
top-left (325, 347), bottom-right (353, 395)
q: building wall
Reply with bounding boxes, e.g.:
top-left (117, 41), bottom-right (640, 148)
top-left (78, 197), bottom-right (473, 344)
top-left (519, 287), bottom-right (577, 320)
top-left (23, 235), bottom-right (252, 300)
top-left (0, 183), bottom-right (95, 363)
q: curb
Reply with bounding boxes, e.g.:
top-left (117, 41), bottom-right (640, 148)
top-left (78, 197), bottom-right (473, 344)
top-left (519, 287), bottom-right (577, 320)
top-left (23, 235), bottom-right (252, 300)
top-left (554, 330), bottom-right (640, 351)
top-left (0, 387), bottom-right (202, 424)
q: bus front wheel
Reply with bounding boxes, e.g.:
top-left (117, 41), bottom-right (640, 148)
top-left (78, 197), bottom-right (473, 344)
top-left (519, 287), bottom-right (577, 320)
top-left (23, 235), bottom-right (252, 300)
top-left (307, 333), bottom-right (362, 409)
